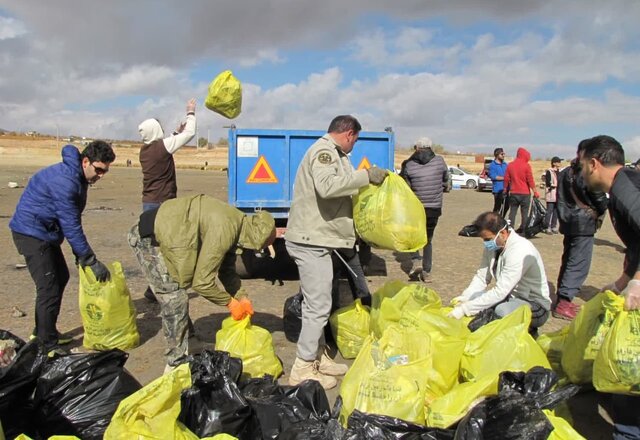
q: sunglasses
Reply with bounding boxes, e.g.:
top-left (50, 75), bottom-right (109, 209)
top-left (90, 163), bottom-right (109, 175)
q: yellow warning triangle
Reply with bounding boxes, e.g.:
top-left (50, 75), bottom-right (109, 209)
top-left (246, 155), bottom-right (278, 183)
top-left (357, 157), bottom-right (371, 170)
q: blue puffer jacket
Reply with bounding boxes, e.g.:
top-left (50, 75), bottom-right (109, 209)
top-left (9, 145), bottom-right (92, 257)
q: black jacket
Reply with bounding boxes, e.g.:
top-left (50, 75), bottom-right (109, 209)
top-left (556, 162), bottom-right (608, 236)
top-left (609, 167), bottom-right (640, 277)
top-left (399, 149), bottom-right (449, 210)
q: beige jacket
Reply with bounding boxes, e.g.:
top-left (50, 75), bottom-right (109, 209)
top-left (286, 134), bottom-right (369, 248)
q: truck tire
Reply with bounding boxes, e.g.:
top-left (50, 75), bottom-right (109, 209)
top-left (466, 179), bottom-right (477, 189)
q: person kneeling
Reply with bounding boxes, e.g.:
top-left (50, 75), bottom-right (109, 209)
top-left (448, 211), bottom-right (551, 334)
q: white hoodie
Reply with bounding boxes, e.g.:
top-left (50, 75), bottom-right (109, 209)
top-left (458, 230), bottom-right (551, 316)
top-left (138, 113), bottom-right (196, 154)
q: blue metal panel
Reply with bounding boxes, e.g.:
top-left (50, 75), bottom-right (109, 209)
top-left (228, 127), bottom-right (394, 218)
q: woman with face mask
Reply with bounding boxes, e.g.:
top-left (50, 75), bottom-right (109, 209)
top-left (448, 211), bottom-right (551, 333)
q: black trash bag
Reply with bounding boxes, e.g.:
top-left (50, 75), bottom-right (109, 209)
top-left (524, 198), bottom-right (547, 238)
top-left (498, 367), bottom-right (558, 398)
top-left (458, 224), bottom-right (479, 238)
top-left (283, 292), bottom-right (304, 342)
top-left (247, 379), bottom-right (332, 440)
top-left (33, 349), bottom-right (142, 440)
top-left (187, 349), bottom-right (243, 384)
top-left (467, 308), bottom-right (496, 332)
top-left (0, 333), bottom-right (47, 414)
top-left (454, 391), bottom-right (553, 440)
top-left (344, 409), bottom-right (455, 440)
top-left (240, 374), bottom-right (283, 398)
top-left (179, 350), bottom-right (256, 439)
top-left (278, 418), bottom-right (336, 440)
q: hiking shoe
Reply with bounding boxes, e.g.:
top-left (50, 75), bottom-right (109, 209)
top-left (318, 347), bottom-right (348, 376)
top-left (420, 271), bottom-right (433, 283)
top-left (552, 299), bottom-right (578, 321)
top-left (30, 331), bottom-right (73, 345)
top-left (144, 286), bottom-right (158, 302)
top-left (289, 358), bottom-right (337, 390)
top-left (408, 267), bottom-right (422, 281)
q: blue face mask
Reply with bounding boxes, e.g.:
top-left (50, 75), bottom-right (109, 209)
top-left (483, 226), bottom-right (506, 252)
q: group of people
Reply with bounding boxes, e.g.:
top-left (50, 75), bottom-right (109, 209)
top-left (7, 105), bottom-right (640, 436)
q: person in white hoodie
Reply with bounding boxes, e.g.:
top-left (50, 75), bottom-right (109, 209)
top-left (138, 98), bottom-right (197, 212)
top-left (448, 211), bottom-right (551, 331)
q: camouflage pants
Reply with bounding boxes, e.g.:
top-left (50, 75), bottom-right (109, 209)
top-left (128, 224), bottom-right (189, 366)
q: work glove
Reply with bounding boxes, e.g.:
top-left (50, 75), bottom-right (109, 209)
top-left (367, 166), bottom-right (388, 185)
top-left (239, 297), bottom-right (254, 317)
top-left (533, 191), bottom-right (540, 198)
top-left (447, 306), bottom-right (465, 320)
top-left (186, 97), bottom-right (196, 114)
top-left (78, 253), bottom-right (111, 282)
top-left (227, 298), bottom-right (245, 320)
top-left (450, 295), bottom-right (467, 306)
top-left (622, 280), bottom-right (640, 311)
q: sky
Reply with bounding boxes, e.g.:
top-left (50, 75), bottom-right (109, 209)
top-left (1, 1), bottom-right (640, 159)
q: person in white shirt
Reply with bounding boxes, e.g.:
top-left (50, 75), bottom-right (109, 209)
top-left (448, 211), bottom-right (551, 331)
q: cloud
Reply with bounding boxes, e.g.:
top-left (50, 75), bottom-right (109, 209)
top-left (0, 16), bottom-right (27, 40)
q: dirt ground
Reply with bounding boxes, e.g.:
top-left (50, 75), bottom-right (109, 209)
top-left (0, 145), bottom-right (624, 438)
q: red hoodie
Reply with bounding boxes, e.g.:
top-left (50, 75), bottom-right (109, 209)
top-left (503, 147), bottom-right (538, 195)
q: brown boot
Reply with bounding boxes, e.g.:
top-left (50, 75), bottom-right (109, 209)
top-left (289, 357), bottom-right (337, 390)
top-left (318, 347), bottom-right (349, 376)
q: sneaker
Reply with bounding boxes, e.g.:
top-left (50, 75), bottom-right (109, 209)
top-left (144, 286), bottom-right (158, 302)
top-left (408, 267), bottom-right (422, 281)
top-left (289, 358), bottom-right (337, 390)
top-left (552, 299), bottom-right (578, 321)
top-left (544, 229), bottom-right (554, 235)
top-left (552, 229), bottom-right (559, 235)
top-left (318, 348), bottom-right (348, 376)
top-left (419, 271), bottom-right (433, 283)
top-left (30, 331), bottom-right (73, 345)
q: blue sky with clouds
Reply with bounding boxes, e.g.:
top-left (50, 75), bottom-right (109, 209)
top-left (1, 1), bottom-right (639, 159)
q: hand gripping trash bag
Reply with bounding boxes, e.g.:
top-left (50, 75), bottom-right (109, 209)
top-left (79, 261), bottom-right (139, 351)
top-left (215, 316), bottom-right (283, 380)
top-left (353, 173), bottom-right (427, 252)
top-left (561, 291), bottom-right (618, 384)
top-left (104, 364), bottom-right (198, 440)
top-left (329, 299), bottom-right (371, 359)
top-left (370, 280), bottom-right (442, 338)
top-left (339, 325), bottom-right (432, 426)
top-left (204, 70), bottom-right (242, 119)
top-left (593, 294), bottom-right (640, 395)
top-left (460, 306), bottom-right (550, 383)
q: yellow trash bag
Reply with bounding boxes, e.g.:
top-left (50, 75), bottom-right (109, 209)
top-left (215, 316), bottom-right (283, 380)
top-left (370, 281), bottom-right (441, 338)
top-left (544, 410), bottom-right (586, 440)
top-left (329, 299), bottom-right (371, 359)
top-left (204, 70), bottom-right (242, 119)
top-left (14, 437), bottom-right (81, 440)
top-left (104, 364), bottom-right (198, 440)
top-left (460, 306), bottom-right (550, 382)
top-left (537, 325), bottom-right (569, 378)
top-left (353, 173), bottom-right (427, 252)
top-left (561, 291), bottom-right (618, 384)
top-left (400, 309), bottom-right (470, 398)
top-left (593, 295), bottom-right (640, 394)
top-left (79, 261), bottom-right (139, 351)
top-left (425, 375), bottom-right (497, 429)
top-left (339, 325), bottom-right (432, 426)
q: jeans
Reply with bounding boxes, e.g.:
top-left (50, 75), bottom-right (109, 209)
top-left (508, 194), bottom-right (531, 231)
top-left (12, 232), bottom-right (70, 349)
top-left (556, 235), bottom-right (595, 302)
top-left (143, 202), bottom-right (161, 212)
top-left (545, 201), bottom-right (558, 230)
top-left (411, 209), bottom-right (440, 273)
top-left (492, 192), bottom-right (509, 217)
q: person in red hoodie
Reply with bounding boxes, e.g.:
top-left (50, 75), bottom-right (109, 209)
top-left (503, 147), bottom-right (539, 232)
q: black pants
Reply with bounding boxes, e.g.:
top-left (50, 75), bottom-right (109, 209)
top-left (411, 209), bottom-right (440, 273)
top-left (12, 231), bottom-right (69, 349)
top-left (492, 192), bottom-right (509, 217)
top-left (331, 247), bottom-right (370, 312)
top-left (556, 235), bottom-right (594, 302)
top-left (508, 194), bottom-right (531, 231)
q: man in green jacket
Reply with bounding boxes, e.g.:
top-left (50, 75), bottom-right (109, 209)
top-left (128, 194), bottom-right (276, 370)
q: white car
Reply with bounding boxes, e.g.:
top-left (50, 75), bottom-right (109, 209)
top-left (448, 166), bottom-right (479, 189)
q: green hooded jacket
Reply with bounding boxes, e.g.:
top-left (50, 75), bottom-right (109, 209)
top-left (154, 194), bottom-right (275, 305)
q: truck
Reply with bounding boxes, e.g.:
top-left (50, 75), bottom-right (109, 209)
top-left (227, 126), bottom-right (395, 277)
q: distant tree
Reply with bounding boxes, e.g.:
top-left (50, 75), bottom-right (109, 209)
top-left (217, 137), bottom-right (229, 147)
top-left (197, 137), bottom-right (208, 148)
top-left (432, 143), bottom-right (445, 154)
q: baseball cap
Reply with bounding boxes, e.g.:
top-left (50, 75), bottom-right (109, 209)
top-left (551, 156), bottom-right (563, 164)
top-left (415, 137), bottom-right (433, 149)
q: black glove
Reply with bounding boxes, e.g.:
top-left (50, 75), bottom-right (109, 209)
top-left (367, 166), bottom-right (388, 185)
top-left (78, 253), bottom-right (111, 282)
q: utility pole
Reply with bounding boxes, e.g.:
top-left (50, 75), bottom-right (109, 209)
top-left (207, 128), bottom-right (210, 149)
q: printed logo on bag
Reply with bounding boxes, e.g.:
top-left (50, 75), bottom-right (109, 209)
top-left (246, 155), bottom-right (278, 183)
top-left (357, 157), bottom-right (371, 170)
top-left (85, 303), bottom-right (104, 321)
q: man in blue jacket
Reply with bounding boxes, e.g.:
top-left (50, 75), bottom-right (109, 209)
top-left (10, 141), bottom-right (115, 353)
top-left (488, 147), bottom-right (508, 215)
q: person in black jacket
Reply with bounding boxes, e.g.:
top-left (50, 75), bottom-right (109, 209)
top-left (579, 134), bottom-right (640, 440)
top-left (553, 146), bottom-right (608, 320)
top-left (400, 137), bottom-right (449, 283)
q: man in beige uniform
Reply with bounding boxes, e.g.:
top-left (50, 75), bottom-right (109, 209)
top-left (285, 115), bottom-right (388, 389)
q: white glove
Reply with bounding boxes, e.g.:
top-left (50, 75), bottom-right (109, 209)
top-left (602, 281), bottom-right (621, 294)
top-left (622, 280), bottom-right (640, 311)
top-left (447, 306), bottom-right (465, 320)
